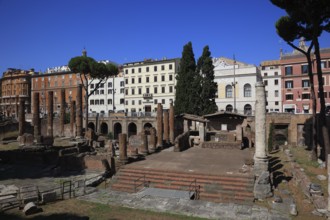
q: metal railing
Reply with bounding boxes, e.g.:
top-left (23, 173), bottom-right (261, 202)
top-left (188, 179), bottom-right (200, 200)
top-left (134, 175), bottom-right (149, 193)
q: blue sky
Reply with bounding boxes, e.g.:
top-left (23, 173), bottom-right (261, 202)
top-left (0, 0), bottom-right (329, 74)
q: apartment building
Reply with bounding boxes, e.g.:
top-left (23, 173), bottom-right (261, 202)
top-left (213, 57), bottom-right (260, 115)
top-left (280, 39), bottom-right (330, 113)
top-left (260, 60), bottom-right (282, 113)
top-left (0, 68), bottom-right (33, 117)
top-left (123, 58), bottom-right (180, 115)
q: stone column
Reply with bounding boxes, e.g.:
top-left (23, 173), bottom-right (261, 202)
top-left (199, 122), bottom-right (205, 143)
top-left (139, 131), bottom-right (148, 156)
top-left (15, 95), bottom-right (19, 119)
top-left (191, 121), bottom-right (196, 131)
top-left (76, 85), bottom-right (83, 137)
top-left (236, 124), bottom-right (242, 141)
top-left (33, 92), bottom-right (41, 142)
top-left (253, 81), bottom-right (271, 200)
top-left (169, 102), bottom-right (175, 144)
top-left (157, 103), bottom-right (163, 149)
top-left (60, 89), bottom-right (65, 136)
top-left (254, 81), bottom-right (268, 167)
top-left (149, 127), bottom-right (156, 153)
top-left (163, 110), bottom-right (169, 145)
top-left (183, 120), bottom-right (189, 132)
top-left (18, 99), bottom-right (25, 136)
top-left (70, 100), bottom-right (76, 137)
top-left (47, 91), bottom-right (54, 137)
top-left (119, 133), bottom-right (128, 164)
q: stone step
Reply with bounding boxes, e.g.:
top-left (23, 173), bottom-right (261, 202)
top-left (116, 174), bottom-right (254, 189)
top-left (119, 167), bottom-right (253, 183)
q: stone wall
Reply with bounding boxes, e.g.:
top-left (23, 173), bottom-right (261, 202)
top-left (174, 131), bottom-right (190, 152)
top-left (83, 154), bottom-right (112, 172)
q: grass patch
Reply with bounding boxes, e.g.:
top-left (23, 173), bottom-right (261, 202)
top-left (0, 199), bottom-right (210, 220)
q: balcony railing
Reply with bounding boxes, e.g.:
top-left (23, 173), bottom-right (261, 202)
top-left (143, 93), bottom-right (153, 99)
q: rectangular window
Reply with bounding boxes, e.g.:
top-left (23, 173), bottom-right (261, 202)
top-left (302, 79), bottom-right (310, 88)
top-left (169, 75), bottom-right (173, 81)
top-left (108, 89), bottom-right (112, 94)
top-left (146, 88), bottom-right (150, 93)
top-left (162, 99), bottom-right (165, 104)
top-left (120, 99), bottom-right (124, 104)
top-left (138, 88), bottom-right (142, 94)
top-left (162, 87), bottom-right (165, 93)
top-left (169, 86), bottom-right (173, 93)
top-left (132, 100), bottom-right (135, 105)
top-left (264, 80), bottom-right (268, 86)
top-left (132, 68), bottom-right (135, 74)
top-left (100, 90), bottom-right (104, 95)
top-left (161, 65), bottom-right (165, 71)
top-left (131, 78), bottom-right (135, 84)
top-left (301, 64), bottom-right (308, 74)
top-left (146, 77), bottom-right (149, 83)
top-left (100, 83), bottom-right (104, 88)
top-left (154, 76), bottom-right (157, 82)
top-left (154, 87), bottom-right (158, 94)
top-left (108, 82), bottom-right (112, 87)
top-left (95, 100), bottom-right (100, 105)
top-left (120, 81), bottom-right (124, 87)
top-left (125, 100), bottom-right (128, 105)
top-left (146, 67), bottom-right (149, 72)
top-left (100, 99), bottom-right (104, 105)
top-left (264, 72), bottom-right (268, 77)
top-left (125, 79), bottom-right (128, 84)
top-left (154, 99), bottom-right (157, 104)
top-left (108, 99), bottom-right (112, 105)
top-left (90, 100), bottom-right (94, 105)
top-left (120, 88), bottom-right (124, 94)
top-left (285, 66), bottom-right (293, 75)
top-left (125, 69), bottom-right (128, 74)
top-left (169, 64), bottom-right (173, 70)
top-left (274, 72), bottom-right (278, 76)
top-left (275, 90), bottom-right (279, 97)
top-left (125, 89), bottom-right (128, 95)
top-left (138, 68), bottom-right (141, 73)
top-left (302, 93), bottom-right (310, 99)
top-left (154, 66), bottom-right (157, 72)
top-left (321, 61), bottom-right (327, 69)
top-left (131, 88), bottom-right (135, 95)
top-left (286, 94), bottom-right (294, 100)
top-left (161, 75), bottom-right (165, 81)
top-left (274, 79), bottom-right (278, 85)
top-left (138, 78), bottom-right (141, 83)
top-left (91, 84), bottom-right (94, 89)
top-left (275, 101), bottom-right (279, 106)
top-left (285, 81), bottom-right (293, 88)
top-left (95, 90), bottom-right (99, 95)
top-left (139, 100), bottom-right (142, 105)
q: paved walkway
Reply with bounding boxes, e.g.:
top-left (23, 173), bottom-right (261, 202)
top-left (78, 188), bottom-right (290, 220)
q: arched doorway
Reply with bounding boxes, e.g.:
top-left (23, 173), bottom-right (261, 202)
top-left (244, 104), bottom-right (252, 115)
top-left (113, 123), bottom-right (122, 140)
top-left (128, 122), bottom-right (137, 138)
top-left (144, 123), bottom-right (153, 135)
top-left (88, 122), bottom-right (95, 131)
top-left (100, 122), bottom-right (108, 135)
top-left (226, 104), bottom-right (233, 112)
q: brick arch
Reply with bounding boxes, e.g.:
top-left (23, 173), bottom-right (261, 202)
top-left (100, 122), bottom-right (108, 135)
top-left (113, 122), bottom-right (122, 140)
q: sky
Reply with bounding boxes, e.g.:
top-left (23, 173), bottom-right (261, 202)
top-left (0, 0), bottom-right (329, 74)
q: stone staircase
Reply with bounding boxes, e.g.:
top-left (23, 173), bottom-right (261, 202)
top-left (110, 167), bottom-right (255, 204)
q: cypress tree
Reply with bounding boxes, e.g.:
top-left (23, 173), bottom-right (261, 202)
top-left (175, 42), bottom-right (197, 115)
top-left (196, 46), bottom-right (218, 115)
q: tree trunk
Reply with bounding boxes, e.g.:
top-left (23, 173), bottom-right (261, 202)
top-left (313, 37), bottom-right (330, 163)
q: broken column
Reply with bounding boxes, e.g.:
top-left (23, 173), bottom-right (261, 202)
top-left (149, 127), bottom-right (157, 153)
top-left (60, 89), bottom-right (65, 137)
top-left (33, 92), bottom-right (41, 143)
top-left (254, 81), bottom-right (272, 200)
top-left (157, 103), bottom-right (163, 149)
top-left (119, 133), bottom-right (128, 164)
top-left (139, 131), bottom-right (148, 156)
top-left (199, 122), bottom-right (205, 143)
top-left (18, 99), bottom-right (25, 136)
top-left (76, 84), bottom-right (83, 137)
top-left (70, 100), bottom-right (76, 137)
top-left (169, 101), bottom-right (175, 144)
top-left (163, 110), bottom-right (169, 145)
top-left (47, 91), bottom-right (54, 137)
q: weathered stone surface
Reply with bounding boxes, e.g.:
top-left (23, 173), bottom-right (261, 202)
top-left (47, 91), bottom-right (54, 137)
top-left (119, 133), bottom-right (128, 163)
top-left (254, 171), bottom-right (272, 200)
top-left (23, 202), bottom-right (40, 215)
top-left (17, 133), bottom-right (34, 146)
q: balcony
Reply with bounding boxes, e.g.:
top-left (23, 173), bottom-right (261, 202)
top-left (143, 93), bottom-right (153, 99)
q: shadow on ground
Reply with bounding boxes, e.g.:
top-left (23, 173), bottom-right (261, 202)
top-left (0, 212), bottom-right (90, 220)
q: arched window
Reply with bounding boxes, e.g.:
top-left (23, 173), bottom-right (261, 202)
top-left (226, 104), bottom-right (233, 112)
top-left (244, 104), bottom-right (252, 115)
top-left (226, 85), bottom-right (232, 98)
top-left (244, 84), bottom-right (251, 97)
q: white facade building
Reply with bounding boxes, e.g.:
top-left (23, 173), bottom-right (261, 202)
top-left (260, 60), bottom-right (282, 113)
top-left (89, 74), bottom-right (125, 114)
top-left (213, 57), bottom-right (260, 115)
top-left (123, 58), bottom-right (179, 116)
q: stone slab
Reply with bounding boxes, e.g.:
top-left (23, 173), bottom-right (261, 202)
top-left (137, 187), bottom-right (192, 200)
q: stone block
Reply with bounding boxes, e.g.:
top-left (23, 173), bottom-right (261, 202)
top-left (17, 133), bottom-right (34, 146)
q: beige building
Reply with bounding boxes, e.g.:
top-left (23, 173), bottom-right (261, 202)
top-left (123, 58), bottom-right (180, 116)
